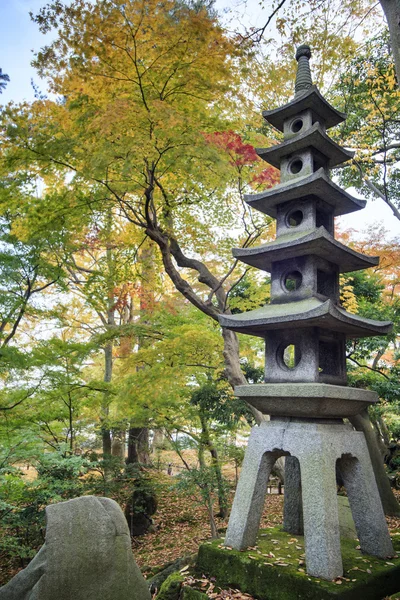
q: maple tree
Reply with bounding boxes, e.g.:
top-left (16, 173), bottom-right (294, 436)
top-left (1, 0), bottom-right (279, 432)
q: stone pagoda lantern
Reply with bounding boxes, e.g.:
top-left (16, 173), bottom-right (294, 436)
top-left (219, 45), bottom-right (394, 581)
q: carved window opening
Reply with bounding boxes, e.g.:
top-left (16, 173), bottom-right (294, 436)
top-left (280, 344), bottom-right (301, 369)
top-left (289, 158), bottom-right (303, 174)
top-left (284, 271), bottom-right (303, 291)
top-left (291, 118), bottom-right (303, 133)
top-left (287, 209), bottom-right (303, 227)
top-left (317, 269), bottom-right (336, 298)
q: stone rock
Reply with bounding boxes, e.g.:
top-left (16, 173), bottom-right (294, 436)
top-left (125, 486), bottom-right (157, 536)
top-left (337, 495), bottom-right (357, 540)
top-left (0, 495), bottom-right (151, 600)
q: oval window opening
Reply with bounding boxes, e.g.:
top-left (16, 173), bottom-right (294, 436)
top-left (289, 158), bottom-right (303, 174)
top-left (291, 119), bottom-right (303, 133)
top-left (281, 344), bottom-right (301, 369)
top-left (287, 210), bottom-right (303, 227)
top-left (284, 271), bottom-right (302, 291)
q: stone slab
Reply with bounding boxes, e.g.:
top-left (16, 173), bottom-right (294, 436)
top-left (234, 383), bottom-right (378, 418)
top-left (197, 528), bottom-right (400, 600)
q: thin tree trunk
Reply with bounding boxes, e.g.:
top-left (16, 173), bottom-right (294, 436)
top-left (380, 0), bottom-right (400, 87)
top-left (125, 245), bottom-right (154, 466)
top-left (101, 207), bottom-right (116, 458)
top-left (206, 496), bottom-right (218, 538)
top-left (349, 409), bottom-right (400, 516)
top-left (111, 429), bottom-right (126, 459)
top-left (222, 327), bottom-right (264, 424)
top-left (101, 341), bottom-right (113, 457)
top-left (127, 427), bottom-right (150, 464)
top-left (199, 409), bottom-right (228, 518)
top-left (152, 429), bottom-right (165, 451)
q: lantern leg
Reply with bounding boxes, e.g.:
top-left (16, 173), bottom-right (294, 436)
top-left (339, 450), bottom-right (394, 558)
top-left (299, 451), bottom-right (343, 580)
top-left (225, 429), bottom-right (280, 550)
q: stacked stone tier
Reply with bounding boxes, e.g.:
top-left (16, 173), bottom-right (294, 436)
top-left (263, 85), bottom-right (346, 132)
top-left (244, 168), bottom-right (365, 218)
top-left (257, 122), bottom-right (354, 170)
top-left (219, 297), bottom-right (392, 339)
top-left (233, 382), bottom-right (378, 417)
top-left (232, 226), bottom-right (378, 273)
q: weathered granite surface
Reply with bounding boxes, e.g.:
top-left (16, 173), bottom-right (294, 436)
top-left (244, 167), bottom-right (365, 218)
top-left (224, 420), bottom-right (393, 581)
top-left (232, 226), bottom-right (378, 273)
top-left (234, 383), bottom-right (378, 417)
top-left (257, 122), bottom-right (354, 169)
top-left (219, 297), bottom-right (392, 338)
top-left (0, 496), bottom-right (151, 600)
top-left (221, 42), bottom-right (394, 584)
top-left (263, 85), bottom-right (346, 131)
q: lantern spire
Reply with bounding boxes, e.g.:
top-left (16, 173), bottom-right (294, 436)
top-left (295, 44), bottom-right (312, 97)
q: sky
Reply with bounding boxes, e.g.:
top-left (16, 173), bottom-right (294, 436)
top-left (1, 0), bottom-right (400, 240)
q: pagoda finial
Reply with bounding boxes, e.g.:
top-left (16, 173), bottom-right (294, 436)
top-left (295, 44), bottom-right (312, 97)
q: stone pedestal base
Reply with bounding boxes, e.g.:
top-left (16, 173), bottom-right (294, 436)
top-left (224, 419), bottom-right (393, 581)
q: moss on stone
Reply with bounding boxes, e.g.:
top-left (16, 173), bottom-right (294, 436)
top-left (181, 587), bottom-right (208, 599)
top-left (156, 572), bottom-right (184, 600)
top-left (196, 527), bottom-right (400, 600)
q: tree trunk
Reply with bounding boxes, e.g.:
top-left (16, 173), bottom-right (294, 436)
top-left (125, 245), bottom-right (154, 467)
top-left (102, 209), bottom-right (116, 459)
top-left (222, 327), bottom-right (264, 424)
top-left (126, 427), bottom-right (150, 465)
top-left (369, 412), bottom-right (390, 459)
top-left (199, 409), bottom-right (228, 518)
top-left (101, 340), bottom-right (113, 458)
top-left (380, 0), bottom-right (400, 87)
top-left (206, 495), bottom-right (218, 538)
top-left (111, 429), bottom-right (126, 459)
top-left (349, 409), bottom-right (400, 516)
top-left (102, 428), bottom-right (112, 456)
top-left (152, 429), bottom-right (165, 451)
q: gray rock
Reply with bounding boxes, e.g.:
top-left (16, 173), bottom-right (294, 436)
top-left (0, 496), bottom-right (151, 600)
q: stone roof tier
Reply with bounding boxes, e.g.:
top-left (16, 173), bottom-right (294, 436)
top-left (219, 297), bottom-right (392, 338)
top-left (244, 168), bottom-right (365, 218)
top-left (257, 122), bottom-right (354, 169)
top-left (232, 227), bottom-right (378, 273)
top-left (263, 86), bottom-right (346, 132)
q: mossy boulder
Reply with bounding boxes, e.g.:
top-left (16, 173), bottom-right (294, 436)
top-left (155, 572), bottom-right (208, 600)
top-left (181, 588), bottom-right (208, 599)
top-left (196, 527), bottom-right (400, 600)
top-left (156, 572), bottom-right (184, 600)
